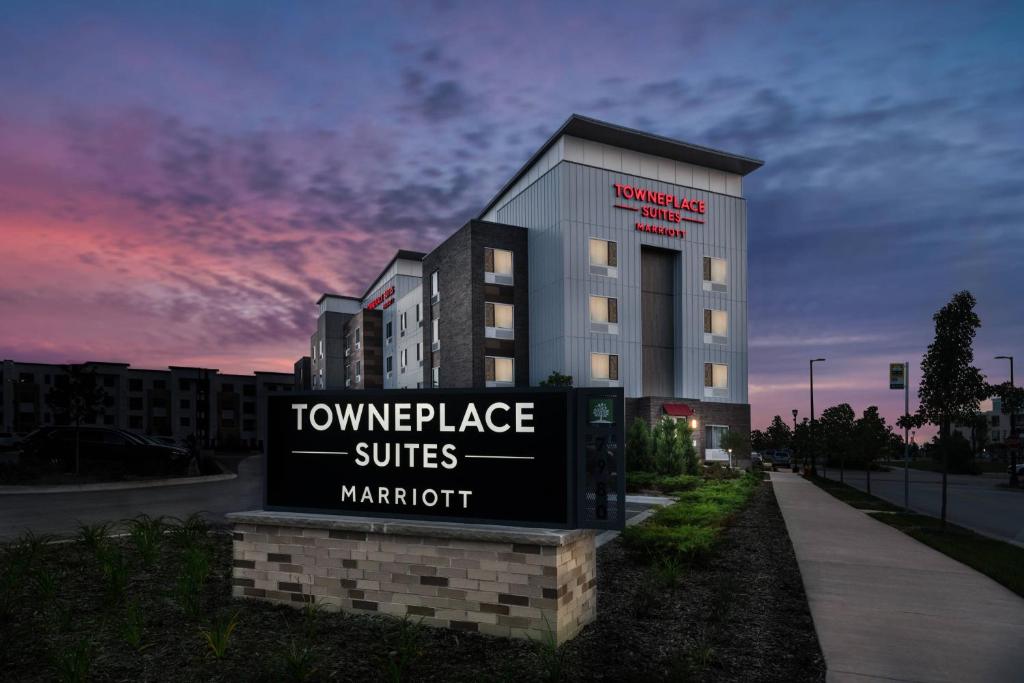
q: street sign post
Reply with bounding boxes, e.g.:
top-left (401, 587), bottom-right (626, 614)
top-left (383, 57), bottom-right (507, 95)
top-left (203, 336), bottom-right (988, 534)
top-left (891, 362), bottom-right (910, 510)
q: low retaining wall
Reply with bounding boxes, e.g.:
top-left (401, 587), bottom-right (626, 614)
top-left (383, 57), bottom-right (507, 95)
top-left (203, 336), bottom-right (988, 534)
top-left (227, 511), bottom-right (597, 644)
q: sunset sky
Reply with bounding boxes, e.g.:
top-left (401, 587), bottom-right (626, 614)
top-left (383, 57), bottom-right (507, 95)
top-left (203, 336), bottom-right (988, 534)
top-left (1, 1), bottom-right (1021, 433)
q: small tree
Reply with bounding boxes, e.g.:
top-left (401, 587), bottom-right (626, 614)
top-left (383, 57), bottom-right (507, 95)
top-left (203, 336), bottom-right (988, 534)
top-left (855, 406), bottom-right (889, 494)
top-left (916, 290), bottom-right (988, 523)
top-left (791, 418), bottom-right (812, 470)
top-left (718, 429), bottom-right (749, 465)
top-left (674, 419), bottom-right (699, 475)
top-left (626, 418), bottom-right (653, 472)
top-left (538, 371), bottom-right (573, 387)
top-left (651, 416), bottom-right (682, 475)
top-left (750, 429), bottom-right (770, 453)
top-left (46, 364), bottom-right (109, 475)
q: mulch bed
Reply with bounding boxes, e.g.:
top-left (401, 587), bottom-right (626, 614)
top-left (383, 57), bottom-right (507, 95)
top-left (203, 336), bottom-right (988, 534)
top-left (1, 481), bottom-right (824, 681)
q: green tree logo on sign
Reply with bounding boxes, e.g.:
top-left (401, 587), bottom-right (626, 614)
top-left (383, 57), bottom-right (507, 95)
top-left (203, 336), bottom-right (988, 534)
top-left (589, 399), bottom-right (612, 424)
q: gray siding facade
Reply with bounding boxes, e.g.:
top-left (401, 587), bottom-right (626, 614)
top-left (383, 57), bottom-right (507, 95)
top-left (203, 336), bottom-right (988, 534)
top-left (494, 160), bottom-right (748, 406)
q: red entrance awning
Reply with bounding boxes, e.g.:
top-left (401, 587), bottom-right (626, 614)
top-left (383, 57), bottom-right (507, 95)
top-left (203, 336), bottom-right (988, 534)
top-left (663, 403), bottom-right (694, 417)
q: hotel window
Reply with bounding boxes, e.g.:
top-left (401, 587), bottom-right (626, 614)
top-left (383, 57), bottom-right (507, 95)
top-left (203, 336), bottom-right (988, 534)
top-left (431, 318), bottom-right (440, 350)
top-left (484, 302), bottom-right (514, 339)
top-left (589, 238), bottom-right (618, 276)
top-left (415, 303), bottom-right (422, 324)
top-left (703, 309), bottom-right (728, 344)
top-left (400, 348), bottom-right (408, 370)
top-left (399, 311), bottom-right (407, 333)
top-left (385, 321), bottom-right (393, 345)
top-left (704, 363), bottom-right (728, 396)
top-left (589, 295), bottom-right (619, 332)
top-left (484, 247), bottom-right (514, 284)
top-left (355, 360), bottom-right (362, 383)
top-left (485, 356), bottom-right (514, 386)
top-left (386, 356), bottom-right (393, 376)
top-left (416, 342), bottom-right (422, 362)
top-left (432, 366), bottom-right (440, 386)
top-left (355, 327), bottom-right (361, 350)
top-left (703, 257), bottom-right (727, 291)
top-left (430, 271), bottom-right (440, 301)
top-left (591, 353), bottom-right (619, 382)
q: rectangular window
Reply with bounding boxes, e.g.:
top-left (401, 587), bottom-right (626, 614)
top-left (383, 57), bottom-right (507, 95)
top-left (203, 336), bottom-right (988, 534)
top-left (415, 303), bottom-right (421, 322)
top-left (355, 360), bottom-right (362, 380)
top-left (590, 353), bottom-right (619, 381)
top-left (703, 257), bottom-right (727, 287)
top-left (416, 342), bottom-right (422, 362)
top-left (386, 356), bottom-right (392, 373)
top-left (704, 363), bottom-right (728, 390)
top-left (484, 302), bottom-right (514, 338)
top-left (589, 295), bottom-right (618, 324)
top-left (400, 349), bottom-right (407, 369)
top-left (385, 321), bottom-right (393, 344)
top-left (589, 238), bottom-right (617, 267)
top-left (703, 309), bottom-right (728, 341)
top-left (484, 247), bottom-right (514, 285)
top-left (153, 380), bottom-right (167, 390)
top-left (180, 398), bottom-right (190, 409)
top-left (129, 379), bottom-right (143, 392)
top-left (129, 397), bottom-right (143, 411)
top-left (485, 356), bottom-right (514, 384)
top-left (431, 271), bottom-right (439, 297)
top-left (431, 318), bottom-right (440, 349)
top-left (129, 415), bottom-right (143, 429)
top-left (400, 311), bottom-right (407, 332)
top-left (355, 327), bottom-right (361, 350)
top-left (432, 366), bottom-right (439, 386)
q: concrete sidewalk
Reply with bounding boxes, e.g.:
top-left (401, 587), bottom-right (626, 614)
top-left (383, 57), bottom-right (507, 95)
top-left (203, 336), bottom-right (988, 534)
top-left (772, 472), bottom-right (1024, 683)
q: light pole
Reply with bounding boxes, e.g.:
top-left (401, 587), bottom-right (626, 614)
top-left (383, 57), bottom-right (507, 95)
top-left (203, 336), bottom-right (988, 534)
top-left (995, 355), bottom-right (1017, 487)
top-left (810, 358), bottom-right (826, 477)
top-left (791, 409), bottom-right (798, 430)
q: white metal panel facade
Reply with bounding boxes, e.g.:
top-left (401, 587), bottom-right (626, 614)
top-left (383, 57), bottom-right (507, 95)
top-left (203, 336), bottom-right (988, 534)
top-left (493, 154), bottom-right (748, 405)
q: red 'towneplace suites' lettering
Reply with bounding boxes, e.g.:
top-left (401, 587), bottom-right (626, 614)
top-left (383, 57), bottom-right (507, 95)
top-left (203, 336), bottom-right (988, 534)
top-left (366, 286), bottom-right (396, 310)
top-left (613, 183), bottom-right (706, 215)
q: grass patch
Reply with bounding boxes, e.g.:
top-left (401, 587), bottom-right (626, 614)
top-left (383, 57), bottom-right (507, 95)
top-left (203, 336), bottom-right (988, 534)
top-left (625, 471), bottom-right (702, 494)
top-left (869, 512), bottom-right (1024, 598)
top-left (621, 474), bottom-right (760, 561)
top-left (806, 475), bottom-right (903, 512)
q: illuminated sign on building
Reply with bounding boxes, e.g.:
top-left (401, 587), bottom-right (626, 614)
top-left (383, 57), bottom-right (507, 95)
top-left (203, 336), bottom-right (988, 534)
top-left (366, 286), bottom-right (395, 310)
top-left (611, 183), bottom-right (706, 239)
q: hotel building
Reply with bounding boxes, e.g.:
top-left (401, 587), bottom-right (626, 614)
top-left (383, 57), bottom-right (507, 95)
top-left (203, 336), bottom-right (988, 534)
top-left (303, 115), bottom-right (763, 460)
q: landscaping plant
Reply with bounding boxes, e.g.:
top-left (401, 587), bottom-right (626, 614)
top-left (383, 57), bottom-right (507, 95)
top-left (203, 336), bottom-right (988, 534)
top-left (174, 545), bottom-right (211, 618)
top-left (200, 610), bottom-right (239, 659)
top-left (119, 599), bottom-right (151, 652)
top-left (51, 639), bottom-right (94, 683)
top-left (626, 417), bottom-right (654, 472)
top-left (98, 547), bottom-right (129, 606)
top-left (127, 514), bottom-right (165, 567)
top-left (76, 521), bottom-right (114, 556)
top-left (280, 639), bottom-right (319, 682)
top-left (386, 615), bottom-right (424, 682)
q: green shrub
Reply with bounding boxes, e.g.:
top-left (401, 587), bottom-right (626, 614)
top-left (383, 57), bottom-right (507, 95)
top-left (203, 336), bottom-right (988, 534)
top-left (51, 639), bottom-right (93, 683)
top-left (626, 418), bottom-right (653, 472)
top-left (200, 610), bottom-right (239, 659)
top-left (620, 524), bottom-right (718, 560)
top-left (98, 547), bottom-right (129, 606)
top-left (175, 545), bottom-right (211, 618)
top-left (625, 472), bottom-right (701, 494)
top-left (128, 515), bottom-right (165, 567)
top-left (76, 521), bottom-right (114, 556)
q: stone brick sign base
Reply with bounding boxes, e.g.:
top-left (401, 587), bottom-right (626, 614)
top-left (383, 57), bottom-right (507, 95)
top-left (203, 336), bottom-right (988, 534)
top-left (227, 511), bottom-right (597, 644)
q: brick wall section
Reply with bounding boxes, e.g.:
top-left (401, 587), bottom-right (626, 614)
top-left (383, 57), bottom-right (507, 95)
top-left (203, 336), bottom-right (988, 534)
top-left (228, 513), bottom-right (596, 644)
top-left (625, 396), bottom-right (750, 457)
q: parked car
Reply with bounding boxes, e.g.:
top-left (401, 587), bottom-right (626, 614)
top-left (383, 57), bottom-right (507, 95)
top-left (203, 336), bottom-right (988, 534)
top-left (1007, 463), bottom-right (1024, 477)
top-left (0, 432), bottom-right (21, 451)
top-left (769, 450), bottom-right (792, 468)
top-left (19, 426), bottom-right (194, 475)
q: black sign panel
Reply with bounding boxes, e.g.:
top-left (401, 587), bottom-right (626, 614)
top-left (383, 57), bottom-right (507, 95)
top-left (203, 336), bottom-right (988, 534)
top-left (266, 389), bottom-right (572, 527)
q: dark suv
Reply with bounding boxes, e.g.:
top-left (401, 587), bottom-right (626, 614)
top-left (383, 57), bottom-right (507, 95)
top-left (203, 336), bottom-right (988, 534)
top-left (19, 426), bottom-right (193, 475)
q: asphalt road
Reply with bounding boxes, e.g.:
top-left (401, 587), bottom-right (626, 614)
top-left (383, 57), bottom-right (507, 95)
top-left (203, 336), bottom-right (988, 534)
top-left (0, 455), bottom-right (264, 541)
top-left (0, 456), bottom-right (659, 542)
top-left (820, 466), bottom-right (1024, 545)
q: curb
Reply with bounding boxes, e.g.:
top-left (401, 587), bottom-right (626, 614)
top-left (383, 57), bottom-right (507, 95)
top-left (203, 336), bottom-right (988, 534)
top-left (0, 471), bottom-right (237, 495)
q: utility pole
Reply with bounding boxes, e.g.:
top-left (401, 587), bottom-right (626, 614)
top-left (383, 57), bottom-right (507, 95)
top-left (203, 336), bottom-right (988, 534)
top-left (810, 358), bottom-right (826, 477)
top-left (903, 362), bottom-right (910, 511)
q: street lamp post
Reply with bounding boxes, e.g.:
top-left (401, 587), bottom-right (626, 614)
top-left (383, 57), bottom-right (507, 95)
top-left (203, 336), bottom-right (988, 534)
top-left (995, 355), bottom-right (1017, 487)
top-left (810, 358), bottom-right (826, 477)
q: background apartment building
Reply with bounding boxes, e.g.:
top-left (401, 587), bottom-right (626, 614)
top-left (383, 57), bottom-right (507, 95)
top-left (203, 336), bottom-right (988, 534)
top-left (0, 360), bottom-right (293, 451)
top-left (298, 115), bottom-right (762, 461)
